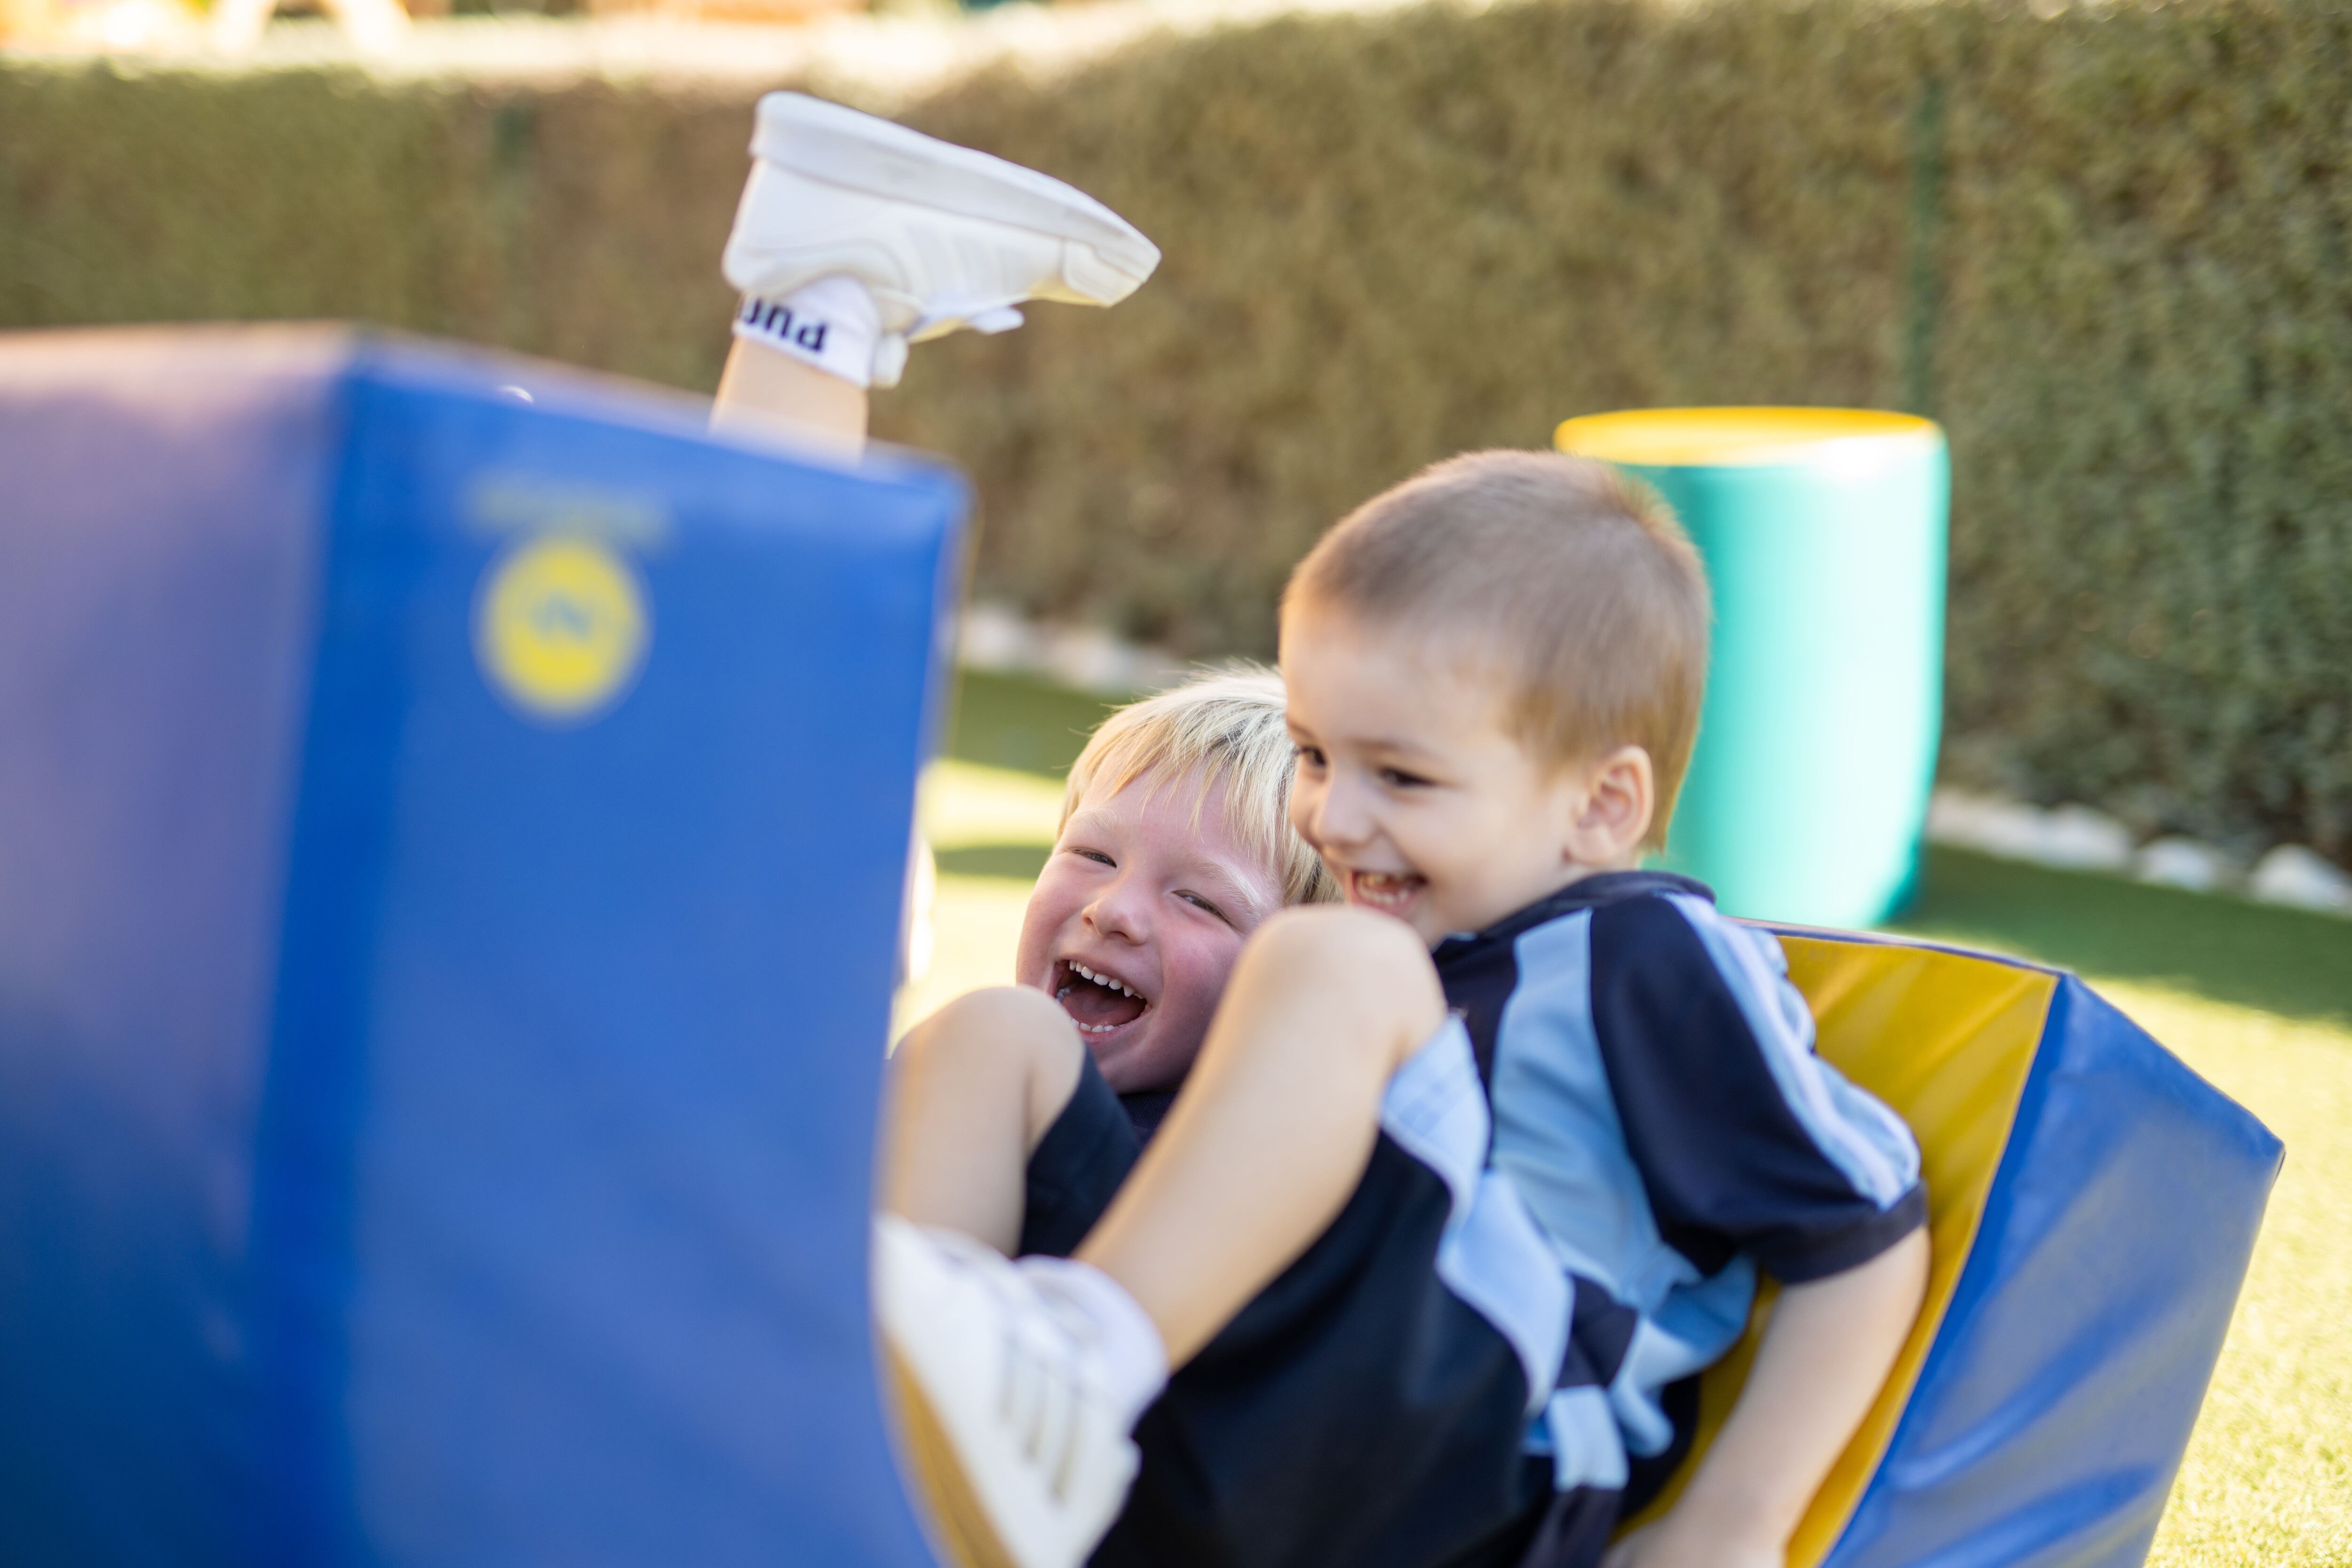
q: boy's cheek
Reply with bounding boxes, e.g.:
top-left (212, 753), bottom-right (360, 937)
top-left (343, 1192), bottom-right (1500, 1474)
top-left (1168, 934), bottom-right (1248, 1021)
top-left (1285, 785), bottom-right (1322, 846)
top-left (1010, 877), bottom-right (1080, 986)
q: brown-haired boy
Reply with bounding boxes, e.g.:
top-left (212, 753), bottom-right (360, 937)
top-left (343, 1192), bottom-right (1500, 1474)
top-left (880, 447), bottom-right (1930, 1568)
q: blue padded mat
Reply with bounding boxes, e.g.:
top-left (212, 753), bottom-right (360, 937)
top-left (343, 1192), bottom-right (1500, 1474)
top-left (0, 326), bottom-right (963, 1568)
top-left (1827, 966), bottom-right (2282, 1568)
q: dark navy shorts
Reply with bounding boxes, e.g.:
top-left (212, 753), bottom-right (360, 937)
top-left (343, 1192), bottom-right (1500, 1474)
top-left (1017, 1049), bottom-right (1622, 1568)
top-left (1015, 1051), bottom-right (1167, 1261)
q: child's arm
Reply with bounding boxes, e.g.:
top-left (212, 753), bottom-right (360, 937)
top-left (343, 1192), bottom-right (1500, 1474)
top-left (1605, 1227), bottom-right (1930, 1568)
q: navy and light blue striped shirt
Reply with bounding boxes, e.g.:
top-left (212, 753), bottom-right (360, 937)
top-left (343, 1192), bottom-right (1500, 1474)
top-left (1375, 871), bottom-right (1925, 1497)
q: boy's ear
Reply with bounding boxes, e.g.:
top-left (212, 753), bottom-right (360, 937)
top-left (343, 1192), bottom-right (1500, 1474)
top-left (1562, 746), bottom-right (1655, 868)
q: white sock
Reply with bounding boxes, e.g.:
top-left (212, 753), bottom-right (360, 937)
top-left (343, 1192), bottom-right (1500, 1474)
top-left (732, 274), bottom-right (898, 389)
top-left (1017, 1254), bottom-right (1169, 1432)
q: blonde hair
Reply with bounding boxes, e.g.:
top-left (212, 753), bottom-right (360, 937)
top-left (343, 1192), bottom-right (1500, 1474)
top-left (1062, 664), bottom-right (1338, 907)
top-left (1283, 450), bottom-right (1711, 850)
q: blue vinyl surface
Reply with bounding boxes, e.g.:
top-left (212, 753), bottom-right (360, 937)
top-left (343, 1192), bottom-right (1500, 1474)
top-left (0, 328), bottom-right (963, 1568)
top-left (1827, 968), bottom-right (2283, 1568)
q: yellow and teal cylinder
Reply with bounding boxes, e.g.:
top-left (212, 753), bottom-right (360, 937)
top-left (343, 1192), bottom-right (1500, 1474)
top-left (1556, 408), bottom-right (1949, 927)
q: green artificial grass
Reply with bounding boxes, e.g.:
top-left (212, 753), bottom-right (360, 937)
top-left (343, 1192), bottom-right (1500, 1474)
top-left (944, 668), bottom-right (1120, 780)
top-left (2121, 985), bottom-right (2352, 1567)
top-left (914, 670), bottom-right (2352, 1562)
top-left (923, 669), bottom-right (1108, 884)
top-left (1894, 845), bottom-right (2352, 1030)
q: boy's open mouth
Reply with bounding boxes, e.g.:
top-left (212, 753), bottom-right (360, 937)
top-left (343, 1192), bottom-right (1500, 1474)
top-left (1053, 959), bottom-right (1151, 1036)
top-left (1347, 869), bottom-right (1424, 913)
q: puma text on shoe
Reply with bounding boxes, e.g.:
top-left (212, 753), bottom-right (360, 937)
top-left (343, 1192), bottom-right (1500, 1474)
top-left (733, 274), bottom-right (885, 387)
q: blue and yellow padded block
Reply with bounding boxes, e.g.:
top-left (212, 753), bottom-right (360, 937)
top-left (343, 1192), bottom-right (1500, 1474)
top-left (1626, 931), bottom-right (2282, 1568)
top-left (0, 326), bottom-right (964, 1568)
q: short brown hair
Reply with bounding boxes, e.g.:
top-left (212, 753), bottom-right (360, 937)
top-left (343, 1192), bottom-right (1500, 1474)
top-left (1282, 450), bottom-right (1710, 849)
top-left (1065, 664), bottom-right (1338, 907)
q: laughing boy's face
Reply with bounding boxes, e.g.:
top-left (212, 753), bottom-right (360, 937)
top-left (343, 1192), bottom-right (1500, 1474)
top-left (1013, 765), bottom-right (1283, 1093)
top-left (1282, 602), bottom-right (1605, 947)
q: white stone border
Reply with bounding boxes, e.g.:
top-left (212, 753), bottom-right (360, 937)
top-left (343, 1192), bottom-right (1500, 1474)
top-left (1928, 788), bottom-right (2351, 917)
top-left (956, 599), bottom-right (1193, 696)
top-left (951, 604), bottom-right (2352, 920)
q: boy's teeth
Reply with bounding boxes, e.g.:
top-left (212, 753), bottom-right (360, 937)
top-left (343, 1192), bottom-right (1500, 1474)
top-left (1068, 961), bottom-right (1141, 1000)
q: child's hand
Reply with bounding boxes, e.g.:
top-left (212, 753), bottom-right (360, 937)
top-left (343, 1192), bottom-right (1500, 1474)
top-left (1607, 1231), bottom-right (1928, 1568)
top-left (1599, 1512), bottom-right (1782, 1568)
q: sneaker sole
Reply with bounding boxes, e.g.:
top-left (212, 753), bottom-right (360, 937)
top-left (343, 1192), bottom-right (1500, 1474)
top-left (885, 1339), bottom-right (1026, 1568)
top-left (752, 93), bottom-right (1160, 299)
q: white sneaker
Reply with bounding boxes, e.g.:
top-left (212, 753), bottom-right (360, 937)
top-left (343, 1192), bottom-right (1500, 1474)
top-left (873, 1217), bottom-right (1144, 1568)
top-left (723, 93), bottom-right (1161, 386)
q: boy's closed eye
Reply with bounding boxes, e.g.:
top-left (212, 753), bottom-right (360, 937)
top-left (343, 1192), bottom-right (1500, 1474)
top-left (1176, 889), bottom-right (1234, 927)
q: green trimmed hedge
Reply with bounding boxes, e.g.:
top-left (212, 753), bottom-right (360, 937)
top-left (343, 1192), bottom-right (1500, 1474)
top-left (4, 0), bottom-right (2348, 864)
top-left (0, 64), bottom-right (750, 388)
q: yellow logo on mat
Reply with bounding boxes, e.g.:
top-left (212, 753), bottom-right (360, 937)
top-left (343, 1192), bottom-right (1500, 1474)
top-left (476, 535), bottom-right (650, 722)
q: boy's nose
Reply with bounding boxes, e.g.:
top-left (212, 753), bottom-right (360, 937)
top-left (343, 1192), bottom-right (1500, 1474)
top-left (1084, 871), bottom-right (1152, 943)
top-left (1304, 774), bottom-right (1375, 850)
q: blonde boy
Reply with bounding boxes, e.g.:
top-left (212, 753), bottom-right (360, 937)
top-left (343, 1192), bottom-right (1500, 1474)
top-left (884, 668), bottom-right (1333, 1266)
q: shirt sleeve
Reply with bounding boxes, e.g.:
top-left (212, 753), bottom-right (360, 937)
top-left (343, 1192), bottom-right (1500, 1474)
top-left (1587, 895), bottom-right (1925, 1283)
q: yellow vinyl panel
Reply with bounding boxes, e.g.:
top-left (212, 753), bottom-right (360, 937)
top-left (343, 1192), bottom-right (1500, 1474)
top-left (1554, 407), bottom-right (1943, 469)
top-left (1616, 935), bottom-right (2056, 1566)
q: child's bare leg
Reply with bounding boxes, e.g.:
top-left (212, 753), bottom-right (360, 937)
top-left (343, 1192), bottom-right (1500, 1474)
top-left (1077, 904), bottom-right (1446, 1364)
top-left (710, 337), bottom-right (869, 452)
top-left (874, 907), bottom-right (1443, 1567)
top-left (880, 987), bottom-right (1083, 1255)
